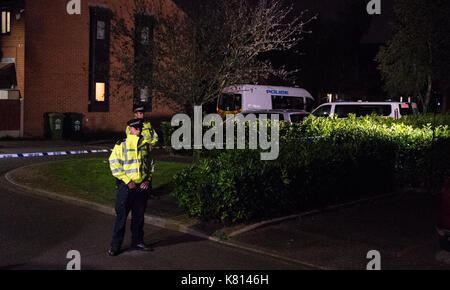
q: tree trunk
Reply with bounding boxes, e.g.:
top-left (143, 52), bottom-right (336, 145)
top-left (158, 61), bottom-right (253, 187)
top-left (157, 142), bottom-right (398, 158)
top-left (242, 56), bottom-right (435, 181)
top-left (423, 75), bottom-right (433, 113)
top-left (442, 84), bottom-right (450, 113)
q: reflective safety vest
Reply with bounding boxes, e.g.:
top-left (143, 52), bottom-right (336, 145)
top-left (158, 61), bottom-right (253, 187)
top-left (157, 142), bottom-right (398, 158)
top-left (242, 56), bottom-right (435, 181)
top-left (126, 121), bottom-right (158, 148)
top-left (109, 134), bottom-right (153, 185)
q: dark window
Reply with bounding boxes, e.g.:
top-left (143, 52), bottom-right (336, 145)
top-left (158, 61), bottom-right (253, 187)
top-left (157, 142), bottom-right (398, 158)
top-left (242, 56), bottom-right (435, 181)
top-left (89, 7), bottom-right (111, 112)
top-left (359, 105), bottom-right (391, 116)
top-left (334, 105), bottom-right (359, 118)
top-left (271, 95), bottom-right (305, 110)
top-left (134, 14), bottom-right (154, 111)
top-left (244, 113), bottom-right (284, 121)
top-left (0, 62), bottom-right (17, 89)
top-left (218, 94), bottom-right (242, 111)
top-left (290, 113), bottom-right (309, 123)
top-left (312, 105), bottom-right (332, 117)
top-left (399, 104), bottom-right (414, 116)
top-left (334, 105), bottom-right (391, 118)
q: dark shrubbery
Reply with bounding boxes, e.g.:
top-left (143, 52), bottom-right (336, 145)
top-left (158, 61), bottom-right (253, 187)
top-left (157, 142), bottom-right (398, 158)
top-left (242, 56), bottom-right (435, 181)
top-left (171, 114), bottom-right (450, 223)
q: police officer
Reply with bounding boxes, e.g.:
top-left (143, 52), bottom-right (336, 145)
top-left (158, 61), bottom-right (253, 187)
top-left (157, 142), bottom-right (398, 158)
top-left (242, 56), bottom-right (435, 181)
top-left (108, 118), bottom-right (155, 256)
top-left (128, 103), bottom-right (158, 146)
top-left (128, 103), bottom-right (159, 198)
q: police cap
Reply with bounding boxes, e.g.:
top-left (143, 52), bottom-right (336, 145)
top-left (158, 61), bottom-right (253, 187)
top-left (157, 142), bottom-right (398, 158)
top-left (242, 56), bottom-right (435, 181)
top-left (133, 103), bottom-right (145, 113)
top-left (127, 118), bottom-right (144, 129)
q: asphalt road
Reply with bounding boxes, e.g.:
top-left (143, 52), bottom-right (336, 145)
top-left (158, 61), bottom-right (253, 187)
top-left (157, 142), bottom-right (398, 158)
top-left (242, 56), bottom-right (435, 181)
top-left (0, 155), bottom-right (309, 270)
top-left (234, 190), bottom-right (450, 270)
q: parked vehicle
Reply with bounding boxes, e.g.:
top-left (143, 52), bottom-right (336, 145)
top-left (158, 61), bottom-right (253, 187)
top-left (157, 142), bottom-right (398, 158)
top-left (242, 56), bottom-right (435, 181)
top-left (311, 102), bottom-right (419, 119)
top-left (241, 109), bottom-right (310, 123)
top-left (217, 84), bottom-right (314, 117)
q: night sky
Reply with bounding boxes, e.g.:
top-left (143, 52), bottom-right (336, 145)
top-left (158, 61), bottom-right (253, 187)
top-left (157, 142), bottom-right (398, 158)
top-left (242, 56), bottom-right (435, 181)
top-left (290, 0), bottom-right (395, 44)
top-left (174, 0), bottom-right (395, 44)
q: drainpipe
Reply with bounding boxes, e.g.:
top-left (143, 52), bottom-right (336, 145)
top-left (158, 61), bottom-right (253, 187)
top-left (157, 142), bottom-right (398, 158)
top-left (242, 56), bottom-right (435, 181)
top-left (20, 96), bottom-right (24, 138)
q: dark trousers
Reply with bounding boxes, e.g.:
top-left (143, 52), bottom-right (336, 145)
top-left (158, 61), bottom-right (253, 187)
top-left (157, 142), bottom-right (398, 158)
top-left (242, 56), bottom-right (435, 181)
top-left (110, 181), bottom-right (150, 249)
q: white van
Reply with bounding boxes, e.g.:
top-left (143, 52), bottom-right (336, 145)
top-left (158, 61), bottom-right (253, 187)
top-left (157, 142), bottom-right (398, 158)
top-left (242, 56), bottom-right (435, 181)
top-left (311, 102), bottom-right (419, 119)
top-left (217, 84), bottom-right (314, 116)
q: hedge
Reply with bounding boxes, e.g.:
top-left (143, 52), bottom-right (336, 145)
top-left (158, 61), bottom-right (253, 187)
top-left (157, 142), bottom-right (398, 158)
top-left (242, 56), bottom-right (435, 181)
top-left (171, 114), bottom-right (450, 223)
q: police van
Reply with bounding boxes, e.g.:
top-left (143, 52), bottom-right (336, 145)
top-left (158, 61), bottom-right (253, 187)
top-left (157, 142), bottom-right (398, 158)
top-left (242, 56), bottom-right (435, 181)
top-left (217, 85), bottom-right (315, 116)
top-left (311, 101), bottom-right (419, 119)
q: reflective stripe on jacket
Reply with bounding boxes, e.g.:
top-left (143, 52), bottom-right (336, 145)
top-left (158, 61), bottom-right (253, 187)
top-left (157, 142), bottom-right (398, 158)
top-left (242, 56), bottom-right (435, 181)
top-left (109, 134), bottom-right (152, 184)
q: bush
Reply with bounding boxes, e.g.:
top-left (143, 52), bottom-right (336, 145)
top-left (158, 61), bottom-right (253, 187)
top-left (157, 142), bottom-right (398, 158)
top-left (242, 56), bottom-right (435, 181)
top-left (171, 114), bottom-right (450, 223)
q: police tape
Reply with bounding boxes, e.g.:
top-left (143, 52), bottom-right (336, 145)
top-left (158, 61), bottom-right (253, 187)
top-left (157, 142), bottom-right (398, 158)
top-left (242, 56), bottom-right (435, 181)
top-left (0, 149), bottom-right (113, 159)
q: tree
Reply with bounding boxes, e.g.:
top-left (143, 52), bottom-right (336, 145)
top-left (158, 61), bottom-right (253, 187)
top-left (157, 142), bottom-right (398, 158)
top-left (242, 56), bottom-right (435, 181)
top-left (110, 0), bottom-right (170, 107)
top-left (112, 0), bottom-right (316, 113)
top-left (376, 0), bottom-right (450, 113)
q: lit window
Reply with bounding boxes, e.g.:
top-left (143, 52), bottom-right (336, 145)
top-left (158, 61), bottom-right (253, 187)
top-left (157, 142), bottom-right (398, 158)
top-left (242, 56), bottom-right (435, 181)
top-left (1, 11), bottom-right (11, 34)
top-left (95, 82), bottom-right (105, 102)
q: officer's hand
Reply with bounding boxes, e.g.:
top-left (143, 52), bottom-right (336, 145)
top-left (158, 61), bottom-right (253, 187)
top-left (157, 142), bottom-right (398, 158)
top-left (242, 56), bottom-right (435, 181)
top-left (128, 181), bottom-right (137, 189)
top-left (140, 181), bottom-right (150, 190)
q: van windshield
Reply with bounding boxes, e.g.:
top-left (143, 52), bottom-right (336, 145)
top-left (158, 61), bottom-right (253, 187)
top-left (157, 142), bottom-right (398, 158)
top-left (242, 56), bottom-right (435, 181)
top-left (218, 94), bottom-right (242, 111)
top-left (312, 105), bottom-right (332, 117)
top-left (272, 95), bottom-right (305, 110)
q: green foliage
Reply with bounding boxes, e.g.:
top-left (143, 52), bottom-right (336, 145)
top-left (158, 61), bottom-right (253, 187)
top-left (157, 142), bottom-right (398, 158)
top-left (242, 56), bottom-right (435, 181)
top-left (172, 114), bottom-right (450, 223)
top-left (375, 0), bottom-right (450, 112)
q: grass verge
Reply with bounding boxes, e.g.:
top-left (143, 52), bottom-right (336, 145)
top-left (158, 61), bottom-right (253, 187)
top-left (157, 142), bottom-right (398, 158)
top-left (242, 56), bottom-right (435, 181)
top-left (9, 157), bottom-right (190, 205)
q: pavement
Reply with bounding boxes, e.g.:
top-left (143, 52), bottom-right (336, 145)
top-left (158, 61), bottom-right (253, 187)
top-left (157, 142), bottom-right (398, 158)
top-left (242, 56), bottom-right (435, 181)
top-left (1, 138), bottom-right (450, 270)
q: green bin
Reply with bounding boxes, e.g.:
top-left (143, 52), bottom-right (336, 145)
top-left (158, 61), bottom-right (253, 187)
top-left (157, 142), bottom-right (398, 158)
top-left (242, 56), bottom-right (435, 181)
top-left (46, 112), bottom-right (65, 139)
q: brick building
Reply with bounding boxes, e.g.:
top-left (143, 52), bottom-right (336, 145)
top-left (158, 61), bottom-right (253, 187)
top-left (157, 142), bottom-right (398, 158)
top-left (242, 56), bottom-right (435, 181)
top-left (0, 0), bottom-right (183, 137)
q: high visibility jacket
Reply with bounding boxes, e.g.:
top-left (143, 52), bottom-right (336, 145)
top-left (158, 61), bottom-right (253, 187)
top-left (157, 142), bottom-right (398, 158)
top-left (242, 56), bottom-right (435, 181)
top-left (126, 120), bottom-right (158, 148)
top-left (109, 134), bottom-right (153, 185)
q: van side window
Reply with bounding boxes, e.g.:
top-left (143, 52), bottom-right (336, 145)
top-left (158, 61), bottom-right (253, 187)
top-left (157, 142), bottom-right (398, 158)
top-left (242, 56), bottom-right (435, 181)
top-left (334, 105), bottom-right (391, 118)
top-left (272, 95), bottom-right (305, 110)
top-left (334, 105), bottom-right (358, 118)
top-left (218, 94), bottom-right (242, 111)
top-left (360, 105), bottom-right (391, 116)
top-left (255, 113), bottom-right (284, 121)
top-left (290, 114), bottom-right (308, 123)
top-left (313, 105), bottom-right (331, 117)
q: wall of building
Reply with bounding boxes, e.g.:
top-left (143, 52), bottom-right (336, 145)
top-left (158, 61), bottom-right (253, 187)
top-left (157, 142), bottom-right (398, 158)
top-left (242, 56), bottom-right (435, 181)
top-left (23, 0), bottom-right (182, 137)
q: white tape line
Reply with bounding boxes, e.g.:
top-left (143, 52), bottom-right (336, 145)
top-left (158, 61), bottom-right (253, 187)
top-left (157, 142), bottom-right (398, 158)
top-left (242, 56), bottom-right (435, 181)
top-left (0, 149), bottom-right (113, 159)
